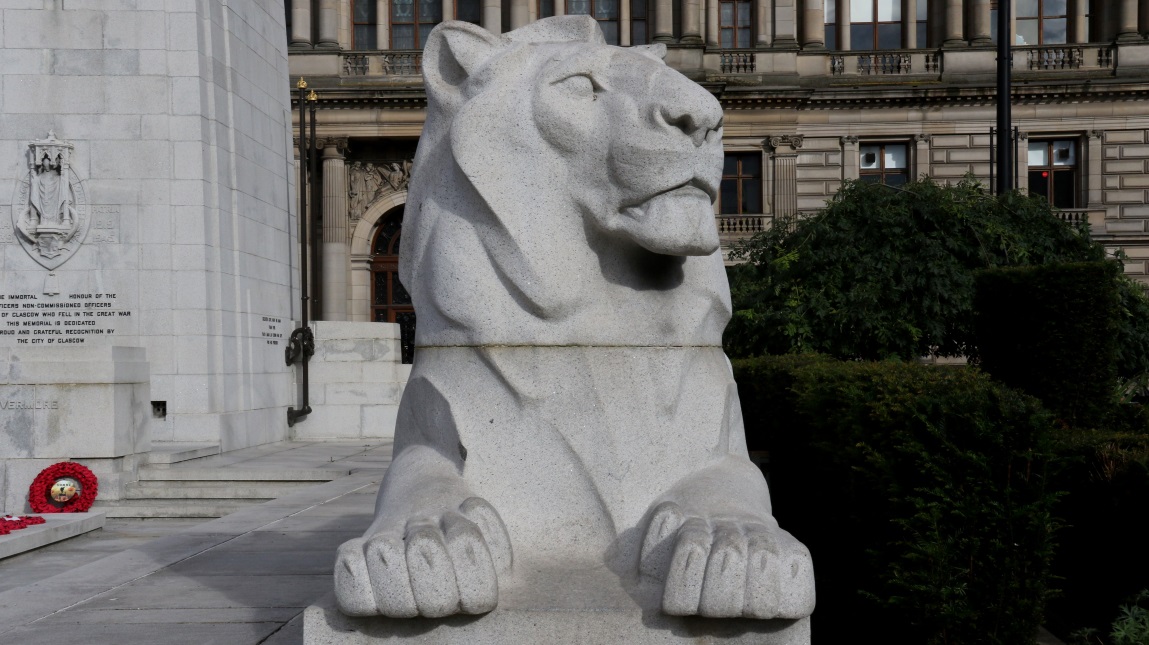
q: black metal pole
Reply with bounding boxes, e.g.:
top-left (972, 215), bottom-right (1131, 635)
top-left (989, 127), bottom-right (995, 193)
top-left (995, 0), bottom-right (1013, 195)
top-left (308, 98), bottom-right (321, 323)
top-left (287, 79), bottom-right (315, 426)
top-left (1013, 126), bottom-right (1020, 188)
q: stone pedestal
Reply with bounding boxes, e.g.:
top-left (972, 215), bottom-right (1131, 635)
top-left (305, 565), bottom-right (809, 645)
top-left (292, 321), bottom-right (408, 441)
top-left (0, 345), bottom-right (150, 512)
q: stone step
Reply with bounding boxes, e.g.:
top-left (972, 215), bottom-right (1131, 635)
top-left (146, 442), bottom-right (221, 465)
top-left (93, 500), bottom-right (265, 519)
top-left (136, 467), bottom-right (346, 482)
top-left (122, 480), bottom-right (318, 500)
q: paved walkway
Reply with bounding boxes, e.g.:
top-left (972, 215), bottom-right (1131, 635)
top-left (0, 441), bottom-right (390, 645)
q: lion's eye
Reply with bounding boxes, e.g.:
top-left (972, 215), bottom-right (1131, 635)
top-left (553, 73), bottom-right (597, 100)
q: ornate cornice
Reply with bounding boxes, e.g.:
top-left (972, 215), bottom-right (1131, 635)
top-left (767, 134), bottom-right (804, 150)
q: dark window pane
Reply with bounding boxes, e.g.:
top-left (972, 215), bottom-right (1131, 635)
top-left (737, 27), bottom-right (750, 47)
top-left (720, 179), bottom-right (738, 214)
top-left (720, 28), bottom-right (734, 47)
top-left (395, 311), bottom-right (416, 364)
top-left (631, 0), bottom-right (646, 19)
top-left (569, 0), bottom-right (590, 14)
top-left (825, 24), bottom-right (837, 50)
top-left (632, 20), bottom-right (646, 43)
top-left (540, 0), bottom-right (555, 17)
top-left (723, 155), bottom-right (738, 175)
top-left (374, 275), bottom-right (387, 305)
top-left (596, 0), bottom-right (618, 20)
top-left (418, 0), bottom-right (441, 21)
top-left (737, 2), bottom-right (751, 27)
top-left (418, 23), bottom-right (434, 47)
top-left (354, 25), bottom-right (377, 49)
top-left (990, 9), bottom-right (997, 42)
top-left (601, 20), bottom-right (619, 44)
top-left (1017, 0), bottom-right (1039, 17)
top-left (1028, 170), bottom-right (1049, 200)
top-left (458, 0), bottom-right (481, 22)
top-left (859, 174), bottom-right (881, 184)
top-left (391, 273), bottom-right (412, 304)
top-left (1043, 17), bottom-right (1067, 44)
top-left (742, 180), bottom-right (762, 212)
top-left (720, 3), bottom-right (734, 26)
top-left (393, 0), bottom-right (414, 21)
top-left (1046, 0), bottom-right (1067, 14)
top-left (877, 23), bottom-right (900, 49)
top-left (883, 172), bottom-right (908, 187)
top-left (741, 154), bottom-right (761, 176)
top-left (392, 25), bottom-right (414, 47)
top-left (1052, 170), bottom-right (1075, 208)
top-left (851, 24), bottom-right (873, 49)
top-left (354, 0), bottom-right (376, 22)
top-left (917, 22), bottom-right (926, 47)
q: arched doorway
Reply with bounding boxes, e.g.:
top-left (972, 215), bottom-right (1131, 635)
top-left (371, 206), bottom-right (415, 363)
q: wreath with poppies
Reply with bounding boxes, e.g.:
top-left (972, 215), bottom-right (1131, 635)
top-left (28, 462), bottom-right (99, 513)
top-left (0, 515), bottom-right (46, 535)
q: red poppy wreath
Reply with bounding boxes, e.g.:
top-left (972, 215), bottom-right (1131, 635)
top-left (0, 515), bottom-right (46, 535)
top-left (28, 462), bottom-right (99, 513)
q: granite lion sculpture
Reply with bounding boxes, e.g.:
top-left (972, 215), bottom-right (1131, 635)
top-left (334, 15), bottom-right (815, 624)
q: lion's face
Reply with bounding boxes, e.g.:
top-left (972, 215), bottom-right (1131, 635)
top-left (530, 44), bottom-right (724, 256)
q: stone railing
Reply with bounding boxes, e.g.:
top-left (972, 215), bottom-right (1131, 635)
top-left (719, 51), bottom-right (756, 73)
top-left (829, 50), bottom-right (941, 76)
top-left (716, 214), bottom-right (768, 236)
top-left (1018, 44), bottom-right (1115, 71)
top-left (341, 51), bottom-right (423, 77)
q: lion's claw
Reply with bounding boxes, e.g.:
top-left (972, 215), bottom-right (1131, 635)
top-left (335, 497), bottom-right (511, 617)
top-left (640, 502), bottom-right (815, 619)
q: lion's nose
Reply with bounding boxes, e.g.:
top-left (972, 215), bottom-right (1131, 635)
top-left (656, 84), bottom-right (724, 147)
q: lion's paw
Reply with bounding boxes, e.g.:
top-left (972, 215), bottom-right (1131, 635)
top-left (335, 497), bottom-right (512, 617)
top-left (639, 501), bottom-right (814, 619)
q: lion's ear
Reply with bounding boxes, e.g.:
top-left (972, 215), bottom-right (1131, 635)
top-left (424, 21), bottom-right (503, 93)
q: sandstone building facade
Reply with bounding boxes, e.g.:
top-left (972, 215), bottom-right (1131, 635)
top-left (286, 0), bottom-right (1149, 360)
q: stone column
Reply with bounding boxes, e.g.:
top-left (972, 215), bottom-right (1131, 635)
top-left (836, 0), bottom-right (849, 50)
top-left (1087, 130), bottom-right (1103, 207)
top-left (773, 0), bottom-right (799, 46)
top-left (968, 0), bottom-right (990, 45)
top-left (512, 0), bottom-right (528, 26)
top-left (443, 0), bottom-right (454, 27)
top-left (654, 0), bottom-right (673, 41)
top-left (1118, 0), bottom-right (1140, 40)
top-left (321, 143), bottom-right (349, 321)
top-left (943, 0), bottom-right (964, 47)
top-left (757, 0), bottom-right (773, 46)
top-left (914, 134), bottom-right (931, 179)
top-left (291, 0), bottom-right (312, 46)
top-left (840, 136), bottom-right (859, 180)
top-left (483, 0), bottom-right (502, 33)
top-left (902, 0), bottom-right (916, 47)
top-left (317, 0), bottom-right (340, 48)
top-left (554, 0), bottom-right (565, 16)
top-left (705, 0), bottom-right (719, 44)
top-left (801, 0), bottom-right (825, 48)
top-left (620, 0), bottom-right (631, 45)
top-left (683, 0), bottom-right (703, 43)
top-left (769, 135), bottom-right (803, 216)
top-left (1070, 0), bottom-right (1087, 43)
top-left (377, 0), bottom-right (390, 49)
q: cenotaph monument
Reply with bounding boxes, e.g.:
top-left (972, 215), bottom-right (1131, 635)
top-left (306, 16), bottom-right (814, 644)
top-left (0, 1), bottom-right (296, 510)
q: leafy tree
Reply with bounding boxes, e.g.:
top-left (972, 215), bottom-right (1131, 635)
top-left (725, 178), bottom-right (1149, 380)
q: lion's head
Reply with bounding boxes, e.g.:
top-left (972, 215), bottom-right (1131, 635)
top-left (403, 16), bottom-right (728, 338)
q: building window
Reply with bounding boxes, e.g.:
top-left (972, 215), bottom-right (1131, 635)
top-left (851, 0), bottom-right (901, 49)
top-left (719, 0), bottom-right (752, 48)
top-left (353, 0), bottom-right (378, 49)
top-left (371, 206), bottom-right (416, 364)
top-left (916, 0), bottom-right (927, 46)
top-left (540, 0), bottom-right (555, 17)
top-left (391, 0), bottom-right (442, 49)
top-left (1028, 139), bottom-right (1077, 208)
top-left (457, 0), bottom-right (482, 23)
top-left (631, 0), bottom-right (649, 44)
top-left (567, 0), bottom-right (620, 45)
top-left (992, 0), bottom-right (1071, 44)
top-left (859, 143), bottom-right (909, 185)
top-left (720, 153), bottom-right (763, 214)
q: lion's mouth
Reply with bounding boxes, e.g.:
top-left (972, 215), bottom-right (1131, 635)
top-left (629, 178), bottom-right (717, 209)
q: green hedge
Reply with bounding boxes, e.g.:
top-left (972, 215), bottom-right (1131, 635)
top-left (734, 355), bottom-right (1059, 645)
top-left (974, 262), bottom-right (1120, 428)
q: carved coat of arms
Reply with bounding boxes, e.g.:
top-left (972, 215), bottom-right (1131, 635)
top-left (11, 132), bottom-right (90, 269)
